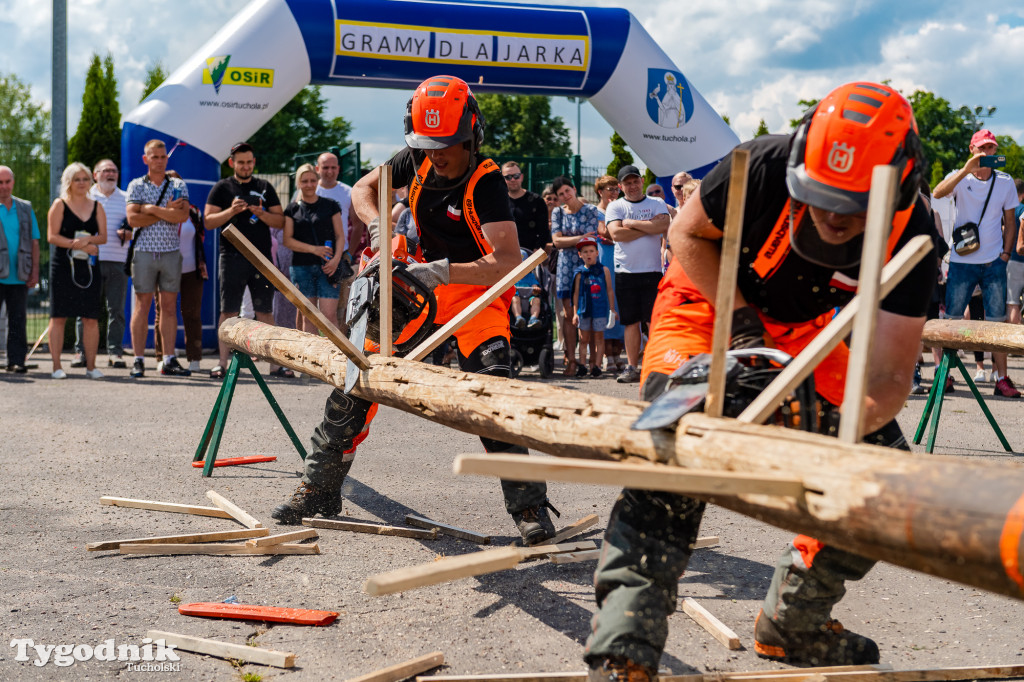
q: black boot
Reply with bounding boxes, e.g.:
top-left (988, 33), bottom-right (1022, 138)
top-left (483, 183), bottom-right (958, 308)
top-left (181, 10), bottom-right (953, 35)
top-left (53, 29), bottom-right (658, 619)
top-left (511, 499), bottom-right (559, 546)
top-left (271, 482), bottom-right (342, 525)
top-left (587, 656), bottom-right (657, 682)
top-left (754, 609), bottom-right (879, 666)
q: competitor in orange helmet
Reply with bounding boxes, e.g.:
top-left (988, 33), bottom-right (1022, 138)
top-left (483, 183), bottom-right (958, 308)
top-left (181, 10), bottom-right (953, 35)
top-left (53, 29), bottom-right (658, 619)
top-left (586, 83), bottom-right (936, 680)
top-left (273, 76), bottom-right (562, 545)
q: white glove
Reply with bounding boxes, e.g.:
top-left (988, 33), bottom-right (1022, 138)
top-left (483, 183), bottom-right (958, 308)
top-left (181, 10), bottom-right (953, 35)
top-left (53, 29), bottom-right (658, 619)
top-left (606, 310), bottom-right (617, 330)
top-left (367, 217), bottom-right (380, 253)
top-left (406, 259), bottom-right (450, 291)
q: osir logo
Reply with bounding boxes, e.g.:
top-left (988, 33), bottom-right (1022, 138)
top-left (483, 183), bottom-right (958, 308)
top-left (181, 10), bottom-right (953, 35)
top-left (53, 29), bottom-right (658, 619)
top-left (826, 142), bottom-right (855, 173)
top-left (424, 109), bottom-right (441, 129)
top-left (202, 56), bottom-right (274, 94)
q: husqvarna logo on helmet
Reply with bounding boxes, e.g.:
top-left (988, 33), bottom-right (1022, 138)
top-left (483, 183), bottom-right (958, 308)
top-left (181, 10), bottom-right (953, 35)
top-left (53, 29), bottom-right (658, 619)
top-left (827, 142), bottom-right (855, 173)
top-left (424, 109), bottom-right (441, 129)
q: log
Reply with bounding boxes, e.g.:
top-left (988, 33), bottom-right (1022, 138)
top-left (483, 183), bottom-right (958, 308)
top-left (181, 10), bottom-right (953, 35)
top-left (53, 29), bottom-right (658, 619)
top-left (921, 319), bottom-right (1024, 354)
top-left (219, 317), bottom-right (1024, 602)
top-left (146, 630), bottom-right (295, 668)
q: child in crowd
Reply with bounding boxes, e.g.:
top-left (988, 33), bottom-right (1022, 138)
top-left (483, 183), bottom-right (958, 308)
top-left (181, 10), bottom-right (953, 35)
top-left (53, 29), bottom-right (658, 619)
top-left (511, 249), bottom-right (543, 330)
top-left (571, 237), bottom-right (616, 377)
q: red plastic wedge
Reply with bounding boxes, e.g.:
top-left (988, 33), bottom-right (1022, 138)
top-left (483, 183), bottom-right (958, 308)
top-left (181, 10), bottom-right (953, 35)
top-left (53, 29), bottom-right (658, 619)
top-left (191, 455), bottom-right (278, 468)
top-left (178, 602), bottom-right (338, 626)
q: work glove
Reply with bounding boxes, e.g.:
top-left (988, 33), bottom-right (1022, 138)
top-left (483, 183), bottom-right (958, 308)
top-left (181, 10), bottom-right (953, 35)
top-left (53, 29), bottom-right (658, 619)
top-left (729, 306), bottom-right (769, 349)
top-left (367, 217), bottom-right (380, 253)
top-left (406, 259), bottom-right (450, 292)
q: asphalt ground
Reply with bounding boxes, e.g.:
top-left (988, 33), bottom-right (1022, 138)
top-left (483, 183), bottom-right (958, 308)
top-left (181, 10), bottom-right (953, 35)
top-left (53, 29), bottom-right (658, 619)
top-left (1, 351), bottom-right (1023, 680)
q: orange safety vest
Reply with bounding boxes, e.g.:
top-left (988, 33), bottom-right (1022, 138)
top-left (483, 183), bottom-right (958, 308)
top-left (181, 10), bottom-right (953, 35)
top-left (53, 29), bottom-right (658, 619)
top-left (407, 156), bottom-right (500, 259)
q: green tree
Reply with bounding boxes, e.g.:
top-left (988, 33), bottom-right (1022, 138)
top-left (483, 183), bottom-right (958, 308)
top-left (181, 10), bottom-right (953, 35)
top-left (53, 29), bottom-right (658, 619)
top-left (908, 90), bottom-right (993, 182)
top-left (753, 119), bottom-right (770, 137)
top-left (69, 53), bottom-right (121, 169)
top-left (240, 86), bottom-right (352, 174)
top-left (0, 72), bottom-right (50, 234)
top-left (139, 62), bottom-right (168, 103)
top-left (607, 131), bottom-right (633, 177)
top-left (996, 135), bottom-right (1023, 181)
top-left (788, 99), bottom-right (818, 130)
top-left (475, 94), bottom-right (571, 158)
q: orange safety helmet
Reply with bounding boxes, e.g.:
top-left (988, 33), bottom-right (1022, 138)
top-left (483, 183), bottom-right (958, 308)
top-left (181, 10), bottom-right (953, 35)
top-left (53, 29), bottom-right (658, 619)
top-left (404, 75), bottom-right (484, 150)
top-left (787, 82), bottom-right (924, 214)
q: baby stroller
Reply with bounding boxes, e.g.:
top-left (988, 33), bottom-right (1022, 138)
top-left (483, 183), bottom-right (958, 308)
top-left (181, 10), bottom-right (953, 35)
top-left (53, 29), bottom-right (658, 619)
top-left (509, 248), bottom-right (555, 378)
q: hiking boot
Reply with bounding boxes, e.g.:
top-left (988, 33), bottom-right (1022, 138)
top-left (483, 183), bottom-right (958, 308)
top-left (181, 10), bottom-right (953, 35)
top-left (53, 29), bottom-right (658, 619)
top-left (616, 365), bottom-right (640, 383)
top-left (130, 358), bottom-right (145, 378)
top-left (995, 376), bottom-right (1021, 398)
top-left (753, 609), bottom-right (879, 666)
top-left (70, 353), bottom-right (86, 368)
top-left (161, 357), bottom-right (192, 377)
top-left (271, 482), bottom-right (342, 525)
top-left (511, 500), bottom-right (559, 546)
top-left (587, 657), bottom-right (657, 682)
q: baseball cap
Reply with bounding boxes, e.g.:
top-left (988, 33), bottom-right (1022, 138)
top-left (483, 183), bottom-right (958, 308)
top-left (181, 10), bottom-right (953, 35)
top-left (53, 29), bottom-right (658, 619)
top-left (230, 142), bottom-right (254, 156)
top-left (617, 165), bottom-right (641, 182)
top-left (970, 129), bottom-right (998, 149)
top-left (576, 237), bottom-right (599, 251)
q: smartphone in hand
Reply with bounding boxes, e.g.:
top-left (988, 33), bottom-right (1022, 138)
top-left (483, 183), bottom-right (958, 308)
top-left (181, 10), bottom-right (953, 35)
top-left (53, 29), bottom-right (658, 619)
top-left (979, 155), bottom-right (1006, 169)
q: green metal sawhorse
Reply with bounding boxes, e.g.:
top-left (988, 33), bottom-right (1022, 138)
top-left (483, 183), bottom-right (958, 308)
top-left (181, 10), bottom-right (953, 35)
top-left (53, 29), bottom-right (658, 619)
top-left (193, 351), bottom-right (307, 477)
top-left (913, 347), bottom-right (1012, 454)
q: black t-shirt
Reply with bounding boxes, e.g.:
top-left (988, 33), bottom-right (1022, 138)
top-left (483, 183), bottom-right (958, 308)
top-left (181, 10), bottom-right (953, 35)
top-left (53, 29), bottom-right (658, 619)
top-left (509, 191), bottom-right (550, 252)
top-left (285, 197), bottom-right (341, 267)
top-left (207, 176), bottom-right (282, 256)
top-left (389, 147), bottom-right (513, 264)
top-left (700, 134), bottom-right (937, 323)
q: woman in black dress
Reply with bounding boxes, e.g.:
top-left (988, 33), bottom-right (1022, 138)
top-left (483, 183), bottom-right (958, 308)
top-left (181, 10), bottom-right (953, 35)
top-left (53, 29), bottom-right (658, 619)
top-left (47, 162), bottom-right (106, 379)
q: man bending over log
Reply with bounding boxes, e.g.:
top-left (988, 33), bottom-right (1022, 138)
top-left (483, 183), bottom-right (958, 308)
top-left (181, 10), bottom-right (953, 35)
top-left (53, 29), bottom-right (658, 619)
top-left (585, 83), bottom-right (938, 679)
top-left (272, 75), bottom-right (561, 545)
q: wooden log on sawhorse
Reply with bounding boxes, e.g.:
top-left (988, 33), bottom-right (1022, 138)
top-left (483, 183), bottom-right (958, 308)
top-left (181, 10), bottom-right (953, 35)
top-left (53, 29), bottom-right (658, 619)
top-left (192, 351), bottom-right (306, 477)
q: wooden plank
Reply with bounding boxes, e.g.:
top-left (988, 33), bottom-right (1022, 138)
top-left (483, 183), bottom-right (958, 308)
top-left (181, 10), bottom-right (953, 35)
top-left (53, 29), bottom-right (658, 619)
top-left (365, 547), bottom-right (522, 596)
top-left (543, 514), bottom-right (599, 545)
top-left (88, 528), bottom-right (268, 551)
top-left (221, 224), bottom-right (370, 369)
top-left (303, 517), bottom-right (437, 540)
top-left (246, 528), bottom-right (318, 547)
top-left (681, 597), bottom-right (741, 650)
top-left (415, 667), bottom-right (891, 682)
top-left (120, 542), bottom-right (320, 555)
top-left (99, 496), bottom-right (232, 519)
top-left (737, 234), bottom-right (932, 425)
top-left (405, 514), bottom-right (490, 544)
top-left (550, 549), bottom-right (600, 564)
top-left (518, 540), bottom-right (596, 561)
top-left (206, 490), bottom-right (264, 529)
top-left (818, 665), bottom-right (1024, 682)
top-left (922, 319), bottom-right (1024, 354)
top-left (838, 165), bottom-right (899, 444)
top-left (693, 536), bottom-right (720, 549)
top-left (347, 650), bottom-right (444, 682)
top-left (378, 164), bottom-right (393, 358)
top-left (454, 454), bottom-right (805, 499)
top-left (706, 148), bottom-right (750, 418)
top-left (407, 248), bottom-right (547, 362)
top-left (711, 667), bottom-right (890, 682)
top-left (146, 629), bottom-right (295, 669)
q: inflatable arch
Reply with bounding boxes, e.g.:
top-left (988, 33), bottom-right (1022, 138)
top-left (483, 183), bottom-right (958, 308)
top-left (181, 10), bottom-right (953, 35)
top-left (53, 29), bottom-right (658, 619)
top-left (120, 0), bottom-right (739, 347)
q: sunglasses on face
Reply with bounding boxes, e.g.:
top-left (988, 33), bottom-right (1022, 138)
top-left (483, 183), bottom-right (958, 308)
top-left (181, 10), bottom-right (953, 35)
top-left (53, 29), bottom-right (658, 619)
top-left (503, 173), bottom-right (522, 180)
top-left (672, 184), bottom-right (686, 190)
top-left (647, 189), bottom-right (663, 196)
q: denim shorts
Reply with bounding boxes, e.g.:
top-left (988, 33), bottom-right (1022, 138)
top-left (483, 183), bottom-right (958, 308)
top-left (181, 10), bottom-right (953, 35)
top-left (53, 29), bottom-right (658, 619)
top-left (1007, 261), bottom-right (1024, 307)
top-left (944, 259), bottom-right (1007, 322)
top-left (577, 315), bottom-right (604, 332)
top-left (291, 264), bottom-right (340, 300)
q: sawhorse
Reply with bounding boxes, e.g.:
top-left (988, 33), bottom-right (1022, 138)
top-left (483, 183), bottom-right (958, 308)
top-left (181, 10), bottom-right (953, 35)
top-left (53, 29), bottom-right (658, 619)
top-left (193, 351), bottom-right (306, 477)
top-left (913, 347), bottom-right (1012, 454)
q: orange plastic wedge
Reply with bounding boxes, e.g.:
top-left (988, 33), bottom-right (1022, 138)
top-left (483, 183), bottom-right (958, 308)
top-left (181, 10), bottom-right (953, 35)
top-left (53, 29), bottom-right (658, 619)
top-left (191, 456), bottom-right (278, 468)
top-left (178, 602), bottom-right (338, 626)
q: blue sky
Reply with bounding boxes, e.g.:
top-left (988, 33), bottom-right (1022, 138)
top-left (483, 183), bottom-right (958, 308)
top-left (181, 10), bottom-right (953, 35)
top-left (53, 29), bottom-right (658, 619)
top-left (2, 0), bottom-right (1023, 171)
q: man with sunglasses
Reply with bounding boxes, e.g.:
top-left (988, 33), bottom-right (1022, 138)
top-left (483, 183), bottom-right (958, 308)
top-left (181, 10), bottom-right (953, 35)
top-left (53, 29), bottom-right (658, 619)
top-left (586, 82), bottom-right (938, 680)
top-left (502, 161), bottom-right (550, 254)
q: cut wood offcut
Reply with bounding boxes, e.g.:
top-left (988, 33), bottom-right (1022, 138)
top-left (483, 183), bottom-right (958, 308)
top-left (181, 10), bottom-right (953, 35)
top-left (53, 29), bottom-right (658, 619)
top-left (206, 490), bottom-right (264, 529)
top-left (346, 650), bottom-right (444, 682)
top-left (146, 630), bottom-right (294, 668)
top-left (681, 597), bottom-right (741, 650)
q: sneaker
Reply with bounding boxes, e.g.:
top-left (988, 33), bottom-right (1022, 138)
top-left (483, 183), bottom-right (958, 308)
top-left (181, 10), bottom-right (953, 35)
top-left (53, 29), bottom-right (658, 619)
top-left (6, 364), bottom-right (27, 374)
top-left (575, 363), bottom-right (588, 378)
top-left (271, 482), bottom-right (342, 525)
top-left (587, 657), bottom-right (657, 682)
top-left (994, 376), bottom-right (1021, 398)
top-left (753, 609), bottom-right (879, 666)
top-left (130, 359), bottom-right (145, 378)
top-left (108, 355), bottom-right (127, 368)
top-left (52, 369), bottom-right (67, 380)
top-left (991, 370), bottom-right (1000, 383)
top-left (85, 368), bottom-right (105, 380)
top-left (527, 316), bottom-right (541, 330)
top-left (70, 354), bottom-right (86, 368)
top-left (161, 357), bottom-right (192, 377)
top-left (513, 315), bottom-right (527, 329)
top-left (973, 369), bottom-right (987, 383)
top-left (616, 365), bottom-right (640, 383)
top-left (590, 365), bottom-right (602, 378)
top-left (911, 365), bottom-right (926, 395)
top-left (511, 500), bottom-right (559, 546)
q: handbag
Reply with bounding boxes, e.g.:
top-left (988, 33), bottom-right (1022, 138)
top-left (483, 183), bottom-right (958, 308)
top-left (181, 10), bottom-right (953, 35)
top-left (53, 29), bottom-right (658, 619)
top-left (952, 173), bottom-right (996, 257)
top-left (124, 179), bottom-right (170, 276)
